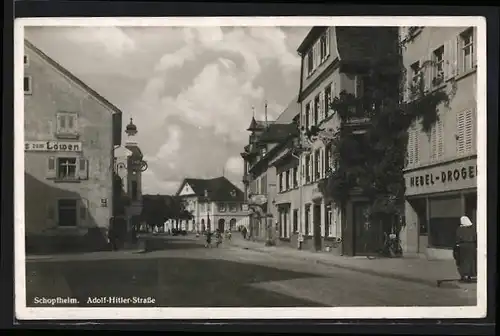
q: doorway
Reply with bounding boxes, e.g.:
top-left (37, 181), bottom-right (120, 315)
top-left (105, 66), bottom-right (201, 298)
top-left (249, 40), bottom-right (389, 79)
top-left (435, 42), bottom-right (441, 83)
top-left (218, 218), bottom-right (225, 232)
top-left (313, 203), bottom-right (322, 251)
top-left (229, 218), bottom-right (237, 231)
top-left (465, 192), bottom-right (477, 225)
top-left (58, 199), bottom-right (78, 227)
top-left (353, 201), bottom-right (378, 256)
top-left (410, 198), bottom-right (428, 253)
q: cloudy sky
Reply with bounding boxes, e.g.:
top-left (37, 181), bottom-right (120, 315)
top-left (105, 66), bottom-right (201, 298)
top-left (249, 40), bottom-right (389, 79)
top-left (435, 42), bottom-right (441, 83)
top-left (25, 26), bottom-right (310, 195)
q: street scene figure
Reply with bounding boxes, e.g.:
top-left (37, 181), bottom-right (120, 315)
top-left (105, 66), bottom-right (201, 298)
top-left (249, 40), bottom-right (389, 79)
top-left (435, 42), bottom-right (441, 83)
top-left (19, 20), bottom-right (484, 318)
top-left (455, 216), bottom-right (477, 282)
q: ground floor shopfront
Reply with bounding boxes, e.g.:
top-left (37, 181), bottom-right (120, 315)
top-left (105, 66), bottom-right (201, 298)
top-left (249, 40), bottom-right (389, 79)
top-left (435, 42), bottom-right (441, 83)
top-left (401, 157), bottom-right (477, 260)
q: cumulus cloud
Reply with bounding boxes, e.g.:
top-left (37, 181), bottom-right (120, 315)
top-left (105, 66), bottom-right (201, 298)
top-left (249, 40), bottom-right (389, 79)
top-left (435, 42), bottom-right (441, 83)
top-left (225, 156), bottom-right (244, 176)
top-left (25, 25), bottom-right (307, 195)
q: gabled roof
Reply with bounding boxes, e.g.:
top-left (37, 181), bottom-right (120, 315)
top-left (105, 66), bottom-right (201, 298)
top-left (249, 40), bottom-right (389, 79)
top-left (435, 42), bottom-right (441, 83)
top-left (257, 123), bottom-right (299, 144)
top-left (175, 176), bottom-right (244, 202)
top-left (24, 39), bottom-right (123, 116)
top-left (246, 117), bottom-right (274, 131)
top-left (275, 98), bottom-right (300, 124)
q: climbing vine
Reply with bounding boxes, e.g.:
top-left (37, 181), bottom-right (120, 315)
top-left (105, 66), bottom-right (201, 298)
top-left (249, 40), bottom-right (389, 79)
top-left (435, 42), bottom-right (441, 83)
top-left (316, 41), bottom-right (456, 238)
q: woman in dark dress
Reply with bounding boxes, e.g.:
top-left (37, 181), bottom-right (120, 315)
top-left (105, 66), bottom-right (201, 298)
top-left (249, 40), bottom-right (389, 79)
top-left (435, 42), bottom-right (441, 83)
top-left (455, 216), bottom-right (477, 282)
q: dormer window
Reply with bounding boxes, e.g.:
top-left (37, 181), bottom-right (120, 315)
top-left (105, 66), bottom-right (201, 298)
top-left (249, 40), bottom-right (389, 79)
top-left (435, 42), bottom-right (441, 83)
top-left (230, 190), bottom-right (237, 197)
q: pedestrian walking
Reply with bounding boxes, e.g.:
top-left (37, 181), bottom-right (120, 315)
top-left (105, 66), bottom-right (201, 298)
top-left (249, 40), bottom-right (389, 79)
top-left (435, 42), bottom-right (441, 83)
top-left (241, 226), bottom-right (247, 240)
top-left (215, 229), bottom-right (223, 248)
top-left (205, 230), bottom-right (213, 248)
top-left (454, 216), bottom-right (477, 282)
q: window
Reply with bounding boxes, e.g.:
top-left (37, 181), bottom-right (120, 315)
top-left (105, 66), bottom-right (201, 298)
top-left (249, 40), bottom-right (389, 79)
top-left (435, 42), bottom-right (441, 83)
top-left (432, 45), bottom-right (445, 86)
top-left (430, 119), bottom-right (444, 161)
top-left (292, 209), bottom-right (298, 233)
top-left (325, 204), bottom-right (332, 237)
top-left (285, 170), bottom-right (290, 190)
top-left (57, 199), bottom-right (78, 227)
top-left (320, 33), bottom-right (327, 60)
top-left (460, 28), bottom-right (475, 72)
top-left (229, 203), bottom-right (238, 212)
top-left (307, 49), bottom-right (314, 75)
top-left (292, 167), bottom-right (298, 187)
top-left (313, 95), bottom-right (320, 125)
top-left (305, 155), bottom-right (311, 183)
top-left (24, 55), bottom-right (29, 65)
top-left (456, 109), bottom-right (475, 155)
top-left (218, 203), bottom-right (226, 212)
top-left (305, 103), bottom-right (311, 130)
top-left (324, 143), bottom-right (331, 175)
top-left (314, 150), bottom-right (321, 180)
top-left (304, 204), bottom-right (311, 235)
top-left (131, 180), bottom-right (138, 200)
top-left (324, 84), bottom-right (332, 117)
top-left (24, 76), bottom-right (32, 95)
top-left (278, 173), bottom-right (283, 192)
top-left (56, 158), bottom-right (77, 180)
top-left (410, 61), bottom-right (422, 91)
top-left (56, 112), bottom-right (79, 138)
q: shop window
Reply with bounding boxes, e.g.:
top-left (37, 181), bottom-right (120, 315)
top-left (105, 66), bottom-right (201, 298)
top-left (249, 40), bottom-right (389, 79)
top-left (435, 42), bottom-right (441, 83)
top-left (428, 196), bottom-right (462, 249)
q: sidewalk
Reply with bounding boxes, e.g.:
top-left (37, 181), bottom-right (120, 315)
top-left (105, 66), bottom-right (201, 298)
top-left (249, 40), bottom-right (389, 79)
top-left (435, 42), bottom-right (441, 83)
top-left (229, 236), bottom-right (476, 289)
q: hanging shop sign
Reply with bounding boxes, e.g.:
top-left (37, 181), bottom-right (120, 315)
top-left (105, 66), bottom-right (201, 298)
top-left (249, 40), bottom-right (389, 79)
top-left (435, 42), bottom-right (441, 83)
top-left (405, 158), bottom-right (477, 196)
top-left (25, 141), bottom-right (82, 152)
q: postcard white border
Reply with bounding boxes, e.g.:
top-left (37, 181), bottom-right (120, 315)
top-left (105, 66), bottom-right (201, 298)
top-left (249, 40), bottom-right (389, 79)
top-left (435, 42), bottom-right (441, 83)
top-left (14, 16), bottom-right (488, 320)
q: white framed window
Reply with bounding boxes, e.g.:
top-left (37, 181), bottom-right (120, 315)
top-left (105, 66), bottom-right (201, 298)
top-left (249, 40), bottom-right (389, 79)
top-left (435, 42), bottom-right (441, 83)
top-left (324, 84), bottom-right (332, 117)
top-left (410, 61), bottom-right (422, 86)
top-left (218, 203), bottom-right (226, 212)
top-left (56, 112), bottom-right (79, 138)
top-left (292, 167), bottom-right (298, 188)
top-left (229, 203), bottom-right (238, 212)
top-left (304, 102), bottom-right (311, 130)
top-left (432, 45), bottom-right (445, 87)
top-left (306, 49), bottom-right (314, 75)
top-left (314, 95), bottom-right (320, 125)
top-left (456, 109), bottom-right (475, 156)
top-left (460, 28), bottom-right (475, 73)
top-left (320, 33), bottom-right (328, 61)
top-left (285, 170), bottom-right (290, 190)
top-left (24, 76), bottom-right (32, 95)
top-left (47, 156), bottom-right (88, 181)
top-left (430, 119), bottom-right (444, 161)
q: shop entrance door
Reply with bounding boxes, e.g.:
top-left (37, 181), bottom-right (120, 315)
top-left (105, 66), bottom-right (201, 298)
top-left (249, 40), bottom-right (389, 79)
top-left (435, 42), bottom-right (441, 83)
top-left (353, 202), bottom-right (378, 256)
top-left (465, 193), bottom-right (477, 225)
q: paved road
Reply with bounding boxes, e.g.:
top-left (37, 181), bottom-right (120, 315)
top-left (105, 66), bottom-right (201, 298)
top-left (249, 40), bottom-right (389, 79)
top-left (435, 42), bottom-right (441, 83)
top-left (25, 235), bottom-right (476, 307)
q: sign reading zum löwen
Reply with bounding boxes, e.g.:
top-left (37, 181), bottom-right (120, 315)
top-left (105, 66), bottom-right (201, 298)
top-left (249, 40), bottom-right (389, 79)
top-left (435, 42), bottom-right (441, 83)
top-left (25, 141), bottom-right (82, 152)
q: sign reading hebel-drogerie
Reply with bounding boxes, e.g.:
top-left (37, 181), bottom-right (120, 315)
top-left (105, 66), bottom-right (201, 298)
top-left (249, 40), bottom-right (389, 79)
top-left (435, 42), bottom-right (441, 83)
top-left (25, 141), bottom-right (82, 152)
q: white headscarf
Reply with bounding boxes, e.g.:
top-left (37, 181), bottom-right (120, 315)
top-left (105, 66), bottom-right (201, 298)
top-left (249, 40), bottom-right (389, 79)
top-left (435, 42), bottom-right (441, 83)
top-left (460, 216), bottom-right (473, 227)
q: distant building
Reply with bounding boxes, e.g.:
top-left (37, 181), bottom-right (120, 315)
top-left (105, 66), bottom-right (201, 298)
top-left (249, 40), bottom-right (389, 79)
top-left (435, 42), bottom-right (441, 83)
top-left (24, 39), bottom-right (122, 253)
top-left (114, 118), bottom-right (144, 232)
top-left (400, 26), bottom-right (478, 259)
top-left (175, 176), bottom-right (248, 232)
top-left (241, 100), bottom-right (300, 242)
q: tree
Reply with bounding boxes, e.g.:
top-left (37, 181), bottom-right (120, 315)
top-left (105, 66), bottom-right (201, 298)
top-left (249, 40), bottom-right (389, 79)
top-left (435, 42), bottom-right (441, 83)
top-left (316, 37), bottom-right (456, 245)
top-left (141, 195), bottom-right (193, 227)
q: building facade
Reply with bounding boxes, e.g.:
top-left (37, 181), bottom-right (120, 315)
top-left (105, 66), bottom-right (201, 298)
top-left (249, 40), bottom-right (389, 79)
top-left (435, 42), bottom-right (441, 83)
top-left (176, 176), bottom-right (249, 233)
top-left (241, 101), bottom-right (300, 242)
top-left (24, 40), bottom-right (122, 253)
top-left (400, 26), bottom-right (478, 260)
top-left (295, 26), bottom-right (400, 256)
top-left (114, 118), bottom-right (145, 232)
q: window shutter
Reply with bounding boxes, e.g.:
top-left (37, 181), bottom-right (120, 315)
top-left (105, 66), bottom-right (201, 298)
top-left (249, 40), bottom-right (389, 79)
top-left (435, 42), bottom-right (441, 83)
top-left (78, 158), bottom-right (88, 180)
top-left (321, 91), bottom-right (326, 120)
top-left (309, 102), bottom-right (314, 127)
top-left (300, 157), bottom-right (305, 184)
top-left (455, 35), bottom-right (462, 76)
top-left (422, 56), bottom-right (432, 92)
top-left (404, 66), bottom-right (411, 102)
top-left (456, 111), bottom-right (466, 155)
top-left (304, 53), bottom-right (309, 75)
top-left (437, 119), bottom-right (444, 159)
top-left (79, 198), bottom-right (88, 222)
top-left (472, 28), bottom-right (477, 67)
top-left (319, 148), bottom-right (324, 178)
top-left (325, 28), bottom-right (330, 57)
top-left (407, 127), bottom-right (414, 166)
top-left (444, 39), bottom-right (452, 81)
top-left (314, 43), bottom-right (320, 68)
top-left (414, 124), bottom-right (420, 164)
top-left (56, 114), bottom-right (65, 134)
top-left (47, 156), bottom-right (56, 179)
top-left (464, 109), bottom-right (474, 153)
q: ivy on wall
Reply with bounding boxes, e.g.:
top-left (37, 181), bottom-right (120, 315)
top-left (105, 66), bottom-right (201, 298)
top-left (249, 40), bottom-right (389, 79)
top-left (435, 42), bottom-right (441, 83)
top-left (315, 42), bottom-right (457, 236)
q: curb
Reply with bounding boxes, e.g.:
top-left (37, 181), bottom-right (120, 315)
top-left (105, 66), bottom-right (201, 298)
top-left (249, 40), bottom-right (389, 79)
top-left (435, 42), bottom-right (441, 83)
top-left (231, 244), bottom-right (461, 289)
